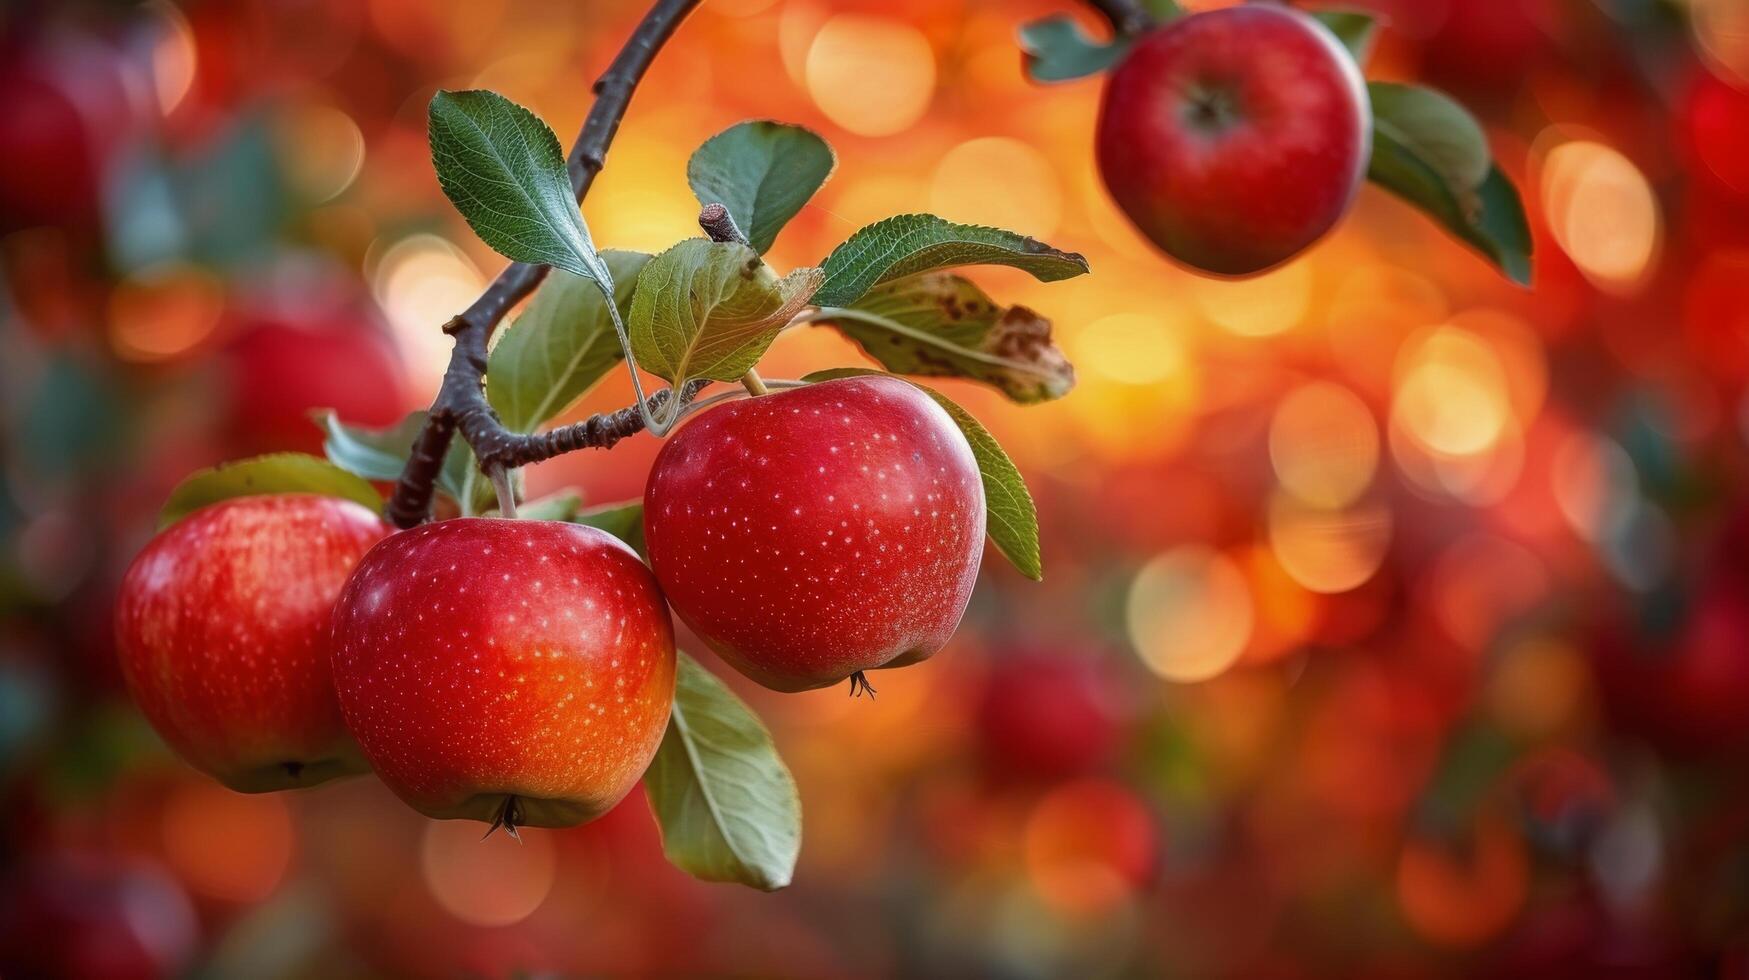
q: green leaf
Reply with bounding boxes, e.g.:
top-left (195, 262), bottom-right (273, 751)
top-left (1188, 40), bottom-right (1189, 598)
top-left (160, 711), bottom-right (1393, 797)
top-left (1019, 16), bottom-right (1129, 84)
top-left (515, 489), bottom-right (583, 522)
top-left (805, 370), bottom-right (1042, 580)
top-left (628, 239), bottom-right (823, 385)
top-left (1369, 82), bottom-right (1491, 195)
top-left (487, 251), bottom-right (651, 433)
top-left (427, 89), bottom-right (603, 283)
top-left (314, 410), bottom-right (482, 510)
top-left (645, 652), bottom-right (802, 891)
top-left (815, 214), bottom-right (1089, 309)
top-left (1311, 10), bottom-right (1380, 63)
top-left (1141, 0), bottom-right (1182, 18)
top-left (570, 499), bottom-right (646, 557)
top-left (159, 453), bottom-right (383, 529)
top-left (687, 122), bottom-right (836, 254)
top-left (815, 272), bottom-right (1075, 404)
top-left (1366, 84), bottom-right (1532, 285)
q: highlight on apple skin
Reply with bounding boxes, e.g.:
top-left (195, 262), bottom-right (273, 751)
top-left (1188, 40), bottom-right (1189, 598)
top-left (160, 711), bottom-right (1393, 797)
top-left (114, 494), bottom-right (392, 793)
top-left (643, 375), bottom-right (986, 693)
top-left (1095, 4), bottom-right (1372, 277)
top-left (330, 518), bottom-right (676, 830)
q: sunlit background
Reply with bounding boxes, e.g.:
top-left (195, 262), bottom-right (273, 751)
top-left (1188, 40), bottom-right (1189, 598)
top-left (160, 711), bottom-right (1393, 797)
top-left (4, 0), bottom-right (1749, 975)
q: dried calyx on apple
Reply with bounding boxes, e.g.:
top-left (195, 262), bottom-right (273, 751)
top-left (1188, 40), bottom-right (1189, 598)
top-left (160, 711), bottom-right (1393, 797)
top-left (113, 3), bottom-right (1088, 891)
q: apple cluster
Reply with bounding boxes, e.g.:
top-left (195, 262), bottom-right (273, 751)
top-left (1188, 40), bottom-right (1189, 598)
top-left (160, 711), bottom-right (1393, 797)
top-left (114, 373), bottom-right (987, 834)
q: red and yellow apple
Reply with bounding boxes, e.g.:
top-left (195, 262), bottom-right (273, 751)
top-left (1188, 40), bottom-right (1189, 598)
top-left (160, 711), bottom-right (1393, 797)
top-left (1096, 5), bottom-right (1371, 276)
top-left (644, 375), bottom-right (985, 692)
top-left (330, 519), bottom-right (675, 830)
top-left (115, 494), bottom-right (391, 792)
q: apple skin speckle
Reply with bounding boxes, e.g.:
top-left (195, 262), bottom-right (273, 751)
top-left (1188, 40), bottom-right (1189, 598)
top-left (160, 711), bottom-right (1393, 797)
top-left (331, 518), bottom-right (675, 828)
top-left (114, 494), bottom-right (392, 793)
top-left (644, 376), bottom-right (985, 692)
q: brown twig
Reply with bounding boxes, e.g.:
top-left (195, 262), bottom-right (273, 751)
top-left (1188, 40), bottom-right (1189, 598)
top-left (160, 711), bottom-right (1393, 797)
top-left (1086, 0), bottom-right (1152, 36)
top-left (385, 0), bottom-right (703, 529)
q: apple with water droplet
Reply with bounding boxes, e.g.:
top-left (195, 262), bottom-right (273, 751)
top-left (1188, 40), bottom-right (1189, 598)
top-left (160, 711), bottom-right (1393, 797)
top-left (643, 375), bottom-right (985, 693)
top-left (1096, 5), bottom-right (1371, 276)
top-left (114, 494), bottom-right (391, 792)
top-left (331, 518), bottom-right (675, 832)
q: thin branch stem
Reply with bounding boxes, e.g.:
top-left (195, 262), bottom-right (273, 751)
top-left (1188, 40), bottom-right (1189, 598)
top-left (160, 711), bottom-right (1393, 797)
top-left (385, 0), bottom-right (703, 529)
top-left (1086, 0), bottom-right (1151, 36)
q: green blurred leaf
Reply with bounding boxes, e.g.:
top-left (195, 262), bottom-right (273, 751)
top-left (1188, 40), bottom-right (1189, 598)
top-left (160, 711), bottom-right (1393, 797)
top-left (159, 453), bottom-right (382, 529)
top-left (1370, 82), bottom-right (1491, 195)
top-left (427, 90), bottom-right (606, 285)
top-left (687, 122), bottom-right (835, 254)
top-left (805, 369), bottom-right (1041, 580)
top-left (569, 499), bottom-right (646, 557)
top-left (487, 251), bottom-right (651, 433)
top-left (1142, 0), bottom-right (1182, 18)
top-left (1366, 83), bottom-right (1532, 285)
top-left (645, 652), bottom-right (802, 891)
top-left (314, 409), bottom-right (481, 508)
top-left (1019, 16), bottom-right (1129, 84)
top-left (815, 214), bottom-right (1089, 308)
top-left (516, 489), bottom-right (583, 522)
top-left (1311, 10), bottom-right (1380, 63)
top-left (628, 239), bottom-right (822, 385)
top-left (815, 272), bottom-right (1075, 404)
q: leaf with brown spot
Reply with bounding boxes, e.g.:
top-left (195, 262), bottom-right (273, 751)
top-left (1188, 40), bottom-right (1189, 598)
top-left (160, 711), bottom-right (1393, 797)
top-left (814, 272), bottom-right (1075, 404)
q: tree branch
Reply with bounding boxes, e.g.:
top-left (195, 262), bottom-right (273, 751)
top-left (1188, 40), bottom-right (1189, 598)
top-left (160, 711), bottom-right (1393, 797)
top-left (385, 0), bottom-right (703, 529)
top-left (1085, 0), bottom-right (1151, 36)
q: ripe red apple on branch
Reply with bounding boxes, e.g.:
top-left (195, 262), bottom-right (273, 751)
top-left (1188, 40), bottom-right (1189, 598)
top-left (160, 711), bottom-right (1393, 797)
top-left (331, 519), bottom-right (676, 835)
top-left (645, 375), bottom-right (985, 694)
top-left (1096, 4), bottom-right (1370, 276)
top-left (114, 493), bottom-right (389, 791)
top-left (1023, 1), bottom-right (1534, 283)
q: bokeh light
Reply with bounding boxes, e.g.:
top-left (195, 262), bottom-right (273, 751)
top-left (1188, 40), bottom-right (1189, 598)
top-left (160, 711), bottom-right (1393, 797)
top-left (1127, 546), bottom-right (1254, 683)
top-left (1269, 381), bottom-right (1379, 509)
top-left (419, 819), bottom-right (557, 927)
top-left (804, 14), bottom-right (935, 136)
top-left (1541, 139), bottom-right (1663, 294)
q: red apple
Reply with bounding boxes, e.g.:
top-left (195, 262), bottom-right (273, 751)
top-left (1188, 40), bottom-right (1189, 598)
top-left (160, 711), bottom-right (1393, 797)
top-left (643, 376), bottom-right (985, 693)
top-left (0, 852), bottom-right (198, 980)
top-left (115, 493), bottom-right (391, 792)
top-left (217, 275), bottom-right (409, 455)
top-left (330, 518), bottom-right (675, 831)
top-left (976, 648), bottom-right (1127, 781)
top-left (0, 32), bottom-right (142, 233)
top-left (1095, 5), bottom-right (1371, 276)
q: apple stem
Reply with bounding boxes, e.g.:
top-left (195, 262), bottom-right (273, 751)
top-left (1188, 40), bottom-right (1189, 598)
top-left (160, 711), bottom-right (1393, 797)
top-left (740, 370), bottom-right (771, 397)
top-left (490, 467), bottom-right (519, 519)
top-left (847, 671), bottom-right (878, 700)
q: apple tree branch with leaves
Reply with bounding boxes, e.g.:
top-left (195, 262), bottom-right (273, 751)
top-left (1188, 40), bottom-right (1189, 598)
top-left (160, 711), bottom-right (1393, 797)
top-left (113, 0), bottom-right (1530, 896)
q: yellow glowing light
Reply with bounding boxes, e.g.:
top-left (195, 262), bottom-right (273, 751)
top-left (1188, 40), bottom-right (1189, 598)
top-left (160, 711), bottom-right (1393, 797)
top-left (1549, 431), bottom-right (1639, 543)
top-left (1127, 546), bottom-right (1254, 683)
top-left (805, 15), bottom-right (936, 136)
top-left (1269, 381), bottom-right (1379, 508)
top-left (161, 782), bottom-right (294, 903)
top-left (1542, 140), bottom-right (1662, 293)
top-left (420, 818), bottom-right (556, 927)
top-left (371, 235), bottom-right (486, 391)
top-left (107, 262), bottom-right (224, 363)
top-left (1267, 493), bottom-right (1392, 594)
top-left (929, 137), bottom-right (1062, 237)
top-left (1392, 327), bottom-right (1512, 457)
top-left (1073, 313), bottom-right (1188, 386)
top-left (275, 102), bottom-right (367, 204)
top-left (142, 1), bottom-right (197, 115)
top-left (1192, 260), bottom-right (1312, 338)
